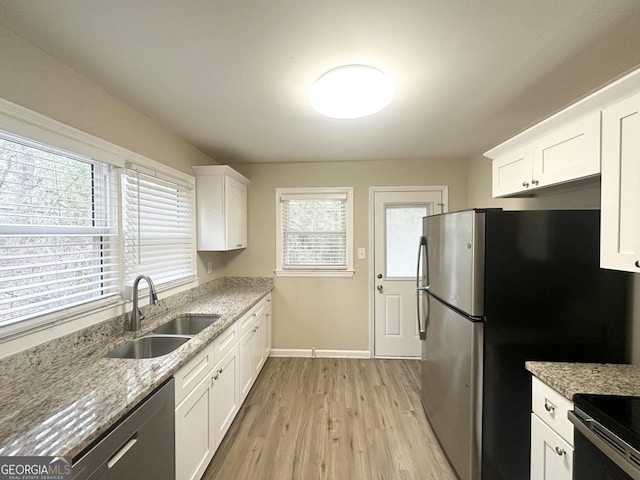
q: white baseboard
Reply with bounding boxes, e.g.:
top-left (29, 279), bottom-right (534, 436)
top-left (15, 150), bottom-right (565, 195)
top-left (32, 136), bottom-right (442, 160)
top-left (269, 348), bottom-right (371, 359)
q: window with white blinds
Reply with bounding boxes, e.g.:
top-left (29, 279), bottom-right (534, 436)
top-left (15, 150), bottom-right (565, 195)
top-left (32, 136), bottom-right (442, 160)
top-left (122, 167), bottom-right (196, 291)
top-left (276, 187), bottom-right (353, 277)
top-left (0, 133), bottom-right (119, 328)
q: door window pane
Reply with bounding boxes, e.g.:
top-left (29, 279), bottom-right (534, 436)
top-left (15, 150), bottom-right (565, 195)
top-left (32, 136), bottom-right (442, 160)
top-left (386, 205), bottom-right (428, 277)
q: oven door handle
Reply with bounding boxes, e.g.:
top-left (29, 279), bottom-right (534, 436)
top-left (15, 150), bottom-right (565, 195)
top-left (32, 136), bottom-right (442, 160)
top-left (569, 410), bottom-right (640, 480)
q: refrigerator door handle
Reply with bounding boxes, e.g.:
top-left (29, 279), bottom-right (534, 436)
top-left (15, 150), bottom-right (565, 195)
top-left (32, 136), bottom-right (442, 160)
top-left (416, 236), bottom-right (428, 340)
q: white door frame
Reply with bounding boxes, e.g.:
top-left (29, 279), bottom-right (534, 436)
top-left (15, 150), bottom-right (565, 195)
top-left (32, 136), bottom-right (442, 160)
top-left (367, 186), bottom-right (449, 358)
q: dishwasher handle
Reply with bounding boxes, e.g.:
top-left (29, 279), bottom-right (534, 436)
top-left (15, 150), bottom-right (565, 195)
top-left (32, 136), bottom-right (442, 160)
top-left (107, 434), bottom-right (138, 469)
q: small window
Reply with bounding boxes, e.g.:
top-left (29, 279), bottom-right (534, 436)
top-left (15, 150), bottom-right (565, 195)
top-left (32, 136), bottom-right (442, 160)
top-left (275, 187), bottom-right (353, 277)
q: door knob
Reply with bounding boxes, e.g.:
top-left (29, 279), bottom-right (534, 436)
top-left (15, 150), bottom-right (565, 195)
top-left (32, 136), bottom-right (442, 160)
top-left (377, 285), bottom-right (383, 293)
top-left (377, 273), bottom-right (383, 279)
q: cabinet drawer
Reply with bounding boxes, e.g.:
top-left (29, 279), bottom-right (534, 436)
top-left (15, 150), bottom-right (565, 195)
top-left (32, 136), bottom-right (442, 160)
top-left (174, 343), bottom-right (215, 407)
top-left (532, 376), bottom-right (574, 446)
top-left (238, 300), bottom-right (265, 337)
top-left (213, 322), bottom-right (238, 363)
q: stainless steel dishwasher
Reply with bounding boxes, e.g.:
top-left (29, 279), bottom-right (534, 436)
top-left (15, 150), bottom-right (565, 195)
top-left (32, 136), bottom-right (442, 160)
top-left (73, 378), bottom-right (175, 480)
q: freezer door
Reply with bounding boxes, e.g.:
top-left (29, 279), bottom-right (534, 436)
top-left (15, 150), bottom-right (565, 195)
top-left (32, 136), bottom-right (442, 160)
top-left (421, 295), bottom-right (483, 480)
top-left (423, 210), bottom-right (485, 316)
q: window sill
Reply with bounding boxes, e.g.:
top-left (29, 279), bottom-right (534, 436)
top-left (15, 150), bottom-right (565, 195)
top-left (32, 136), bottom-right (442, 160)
top-left (275, 269), bottom-right (355, 278)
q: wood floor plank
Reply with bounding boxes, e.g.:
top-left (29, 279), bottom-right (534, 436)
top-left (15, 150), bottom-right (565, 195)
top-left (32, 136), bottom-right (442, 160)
top-left (201, 357), bottom-right (456, 480)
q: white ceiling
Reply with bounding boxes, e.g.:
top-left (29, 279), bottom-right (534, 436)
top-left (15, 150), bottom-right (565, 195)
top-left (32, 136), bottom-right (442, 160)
top-left (1, 0), bottom-right (640, 164)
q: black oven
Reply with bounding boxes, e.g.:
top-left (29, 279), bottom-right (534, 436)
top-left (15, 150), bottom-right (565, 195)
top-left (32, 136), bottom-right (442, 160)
top-left (569, 394), bottom-right (640, 480)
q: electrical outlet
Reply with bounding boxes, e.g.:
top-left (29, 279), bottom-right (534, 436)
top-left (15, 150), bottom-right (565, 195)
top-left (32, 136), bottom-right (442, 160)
top-left (357, 247), bottom-right (366, 259)
top-left (207, 261), bottom-right (213, 274)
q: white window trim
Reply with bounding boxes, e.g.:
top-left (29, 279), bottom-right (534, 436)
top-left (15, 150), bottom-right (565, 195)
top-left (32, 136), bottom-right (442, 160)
top-left (0, 97), bottom-right (198, 351)
top-left (275, 187), bottom-right (354, 278)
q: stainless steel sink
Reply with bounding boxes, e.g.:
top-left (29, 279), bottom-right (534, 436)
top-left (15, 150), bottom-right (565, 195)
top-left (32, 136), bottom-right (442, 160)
top-left (152, 314), bottom-right (220, 336)
top-left (106, 335), bottom-right (190, 359)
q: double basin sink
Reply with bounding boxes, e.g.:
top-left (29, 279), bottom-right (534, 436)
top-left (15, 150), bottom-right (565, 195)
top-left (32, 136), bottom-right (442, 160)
top-left (106, 315), bottom-right (220, 359)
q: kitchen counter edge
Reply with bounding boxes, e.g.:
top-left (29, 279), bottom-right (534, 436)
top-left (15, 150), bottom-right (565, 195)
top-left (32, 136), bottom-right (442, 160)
top-left (526, 361), bottom-right (640, 401)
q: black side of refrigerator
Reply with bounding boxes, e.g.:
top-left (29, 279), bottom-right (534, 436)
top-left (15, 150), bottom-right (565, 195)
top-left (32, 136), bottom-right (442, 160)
top-left (481, 209), bottom-right (630, 480)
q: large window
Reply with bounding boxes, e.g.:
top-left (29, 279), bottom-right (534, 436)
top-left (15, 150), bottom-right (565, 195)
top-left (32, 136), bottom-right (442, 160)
top-left (275, 187), bottom-right (353, 277)
top-left (0, 123), bottom-right (196, 336)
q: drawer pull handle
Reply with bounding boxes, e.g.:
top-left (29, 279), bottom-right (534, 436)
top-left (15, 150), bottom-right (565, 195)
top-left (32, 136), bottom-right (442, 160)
top-left (544, 399), bottom-right (556, 414)
top-left (555, 447), bottom-right (566, 456)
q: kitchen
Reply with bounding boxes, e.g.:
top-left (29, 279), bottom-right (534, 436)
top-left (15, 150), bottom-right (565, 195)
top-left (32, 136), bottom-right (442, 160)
top-left (1, 1), bottom-right (640, 479)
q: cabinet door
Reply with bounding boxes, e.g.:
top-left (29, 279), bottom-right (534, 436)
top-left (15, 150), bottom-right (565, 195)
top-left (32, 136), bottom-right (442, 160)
top-left (211, 345), bottom-right (239, 449)
top-left (532, 111), bottom-right (601, 188)
top-left (491, 146), bottom-right (533, 197)
top-left (601, 92), bottom-right (640, 271)
top-left (239, 328), bottom-right (254, 401)
top-left (251, 315), bottom-right (265, 374)
top-left (224, 177), bottom-right (247, 250)
top-left (237, 182), bottom-right (247, 248)
top-left (264, 298), bottom-right (272, 357)
top-left (175, 375), bottom-right (215, 480)
top-left (531, 414), bottom-right (573, 480)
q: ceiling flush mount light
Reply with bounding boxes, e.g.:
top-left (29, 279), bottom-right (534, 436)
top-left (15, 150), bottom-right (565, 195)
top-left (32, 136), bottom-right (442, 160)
top-left (310, 64), bottom-right (394, 119)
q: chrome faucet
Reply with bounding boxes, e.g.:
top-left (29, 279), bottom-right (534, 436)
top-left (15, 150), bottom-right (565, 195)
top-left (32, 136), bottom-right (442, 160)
top-left (128, 275), bottom-right (159, 331)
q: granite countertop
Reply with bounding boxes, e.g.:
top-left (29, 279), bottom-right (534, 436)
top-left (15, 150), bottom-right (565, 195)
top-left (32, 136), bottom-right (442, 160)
top-left (526, 361), bottom-right (640, 401)
top-left (0, 277), bottom-right (273, 458)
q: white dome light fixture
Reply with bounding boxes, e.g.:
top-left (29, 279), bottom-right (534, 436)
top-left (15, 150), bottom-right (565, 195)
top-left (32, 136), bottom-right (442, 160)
top-left (310, 64), bottom-right (394, 119)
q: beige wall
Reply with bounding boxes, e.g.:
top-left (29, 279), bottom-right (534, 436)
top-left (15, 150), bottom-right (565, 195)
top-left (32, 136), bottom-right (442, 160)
top-left (466, 154), bottom-right (640, 364)
top-left (0, 26), bottom-right (225, 282)
top-left (225, 159), bottom-right (468, 352)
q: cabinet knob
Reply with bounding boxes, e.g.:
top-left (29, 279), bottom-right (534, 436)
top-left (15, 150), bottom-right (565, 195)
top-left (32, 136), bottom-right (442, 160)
top-left (555, 447), bottom-right (566, 456)
top-left (218, 368), bottom-right (223, 374)
top-left (213, 374), bottom-right (219, 381)
top-left (635, 260), bottom-right (640, 268)
top-left (544, 399), bottom-right (556, 414)
top-left (531, 179), bottom-right (539, 186)
top-left (522, 181), bottom-right (530, 188)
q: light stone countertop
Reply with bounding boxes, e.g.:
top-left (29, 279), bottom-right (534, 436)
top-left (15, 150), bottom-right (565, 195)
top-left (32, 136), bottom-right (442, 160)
top-left (0, 277), bottom-right (273, 458)
top-left (526, 361), bottom-right (640, 400)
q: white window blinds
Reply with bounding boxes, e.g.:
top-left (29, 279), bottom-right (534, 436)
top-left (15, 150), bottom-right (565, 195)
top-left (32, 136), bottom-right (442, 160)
top-left (0, 134), bottom-right (119, 327)
top-left (280, 192), bottom-right (348, 269)
top-left (122, 168), bottom-right (195, 289)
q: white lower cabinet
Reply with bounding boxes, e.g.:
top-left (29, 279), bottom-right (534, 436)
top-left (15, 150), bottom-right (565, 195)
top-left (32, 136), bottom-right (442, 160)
top-left (174, 293), bottom-right (272, 480)
top-left (175, 368), bottom-right (215, 480)
top-left (530, 377), bottom-right (574, 480)
top-left (531, 414), bottom-right (573, 480)
top-left (238, 307), bottom-right (266, 402)
top-left (211, 345), bottom-right (239, 448)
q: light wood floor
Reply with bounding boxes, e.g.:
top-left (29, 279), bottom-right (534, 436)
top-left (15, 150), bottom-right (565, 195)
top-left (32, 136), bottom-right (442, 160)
top-left (202, 357), bottom-right (456, 480)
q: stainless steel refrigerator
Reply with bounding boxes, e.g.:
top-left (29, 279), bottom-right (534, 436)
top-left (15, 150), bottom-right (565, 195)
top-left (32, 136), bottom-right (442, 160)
top-left (416, 209), bottom-right (629, 480)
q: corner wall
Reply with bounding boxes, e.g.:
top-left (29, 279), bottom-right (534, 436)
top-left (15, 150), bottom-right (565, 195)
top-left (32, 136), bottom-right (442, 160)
top-left (227, 159), bottom-right (469, 354)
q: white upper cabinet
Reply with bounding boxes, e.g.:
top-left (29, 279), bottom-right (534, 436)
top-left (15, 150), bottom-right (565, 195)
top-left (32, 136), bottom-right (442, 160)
top-left (486, 67), bottom-right (640, 199)
top-left (491, 146), bottom-right (533, 197)
top-left (532, 112), bottom-right (600, 187)
top-left (192, 165), bottom-right (249, 251)
top-left (489, 112), bottom-right (601, 197)
top-left (600, 91), bottom-right (640, 272)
